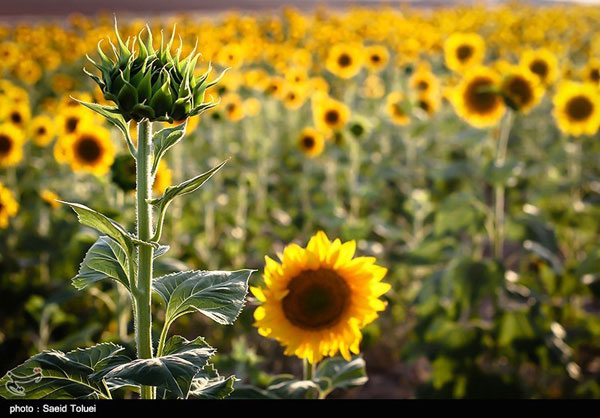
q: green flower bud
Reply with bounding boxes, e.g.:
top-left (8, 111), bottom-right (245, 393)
top-left (84, 19), bottom-right (224, 123)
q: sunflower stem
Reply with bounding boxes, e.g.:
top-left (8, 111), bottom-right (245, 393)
top-left (135, 119), bottom-right (155, 400)
top-left (493, 110), bottom-right (513, 261)
top-left (302, 358), bottom-right (315, 381)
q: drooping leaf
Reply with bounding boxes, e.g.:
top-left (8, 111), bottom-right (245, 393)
top-left (59, 201), bottom-right (135, 256)
top-left (151, 121), bottom-right (187, 175)
top-left (149, 159), bottom-right (228, 214)
top-left (72, 236), bottom-right (130, 291)
top-left (0, 343), bottom-right (125, 399)
top-left (159, 363), bottom-right (235, 399)
top-left (102, 336), bottom-right (214, 398)
top-left (315, 356), bottom-right (368, 391)
top-left (230, 376), bottom-right (320, 399)
top-left (153, 269), bottom-right (253, 326)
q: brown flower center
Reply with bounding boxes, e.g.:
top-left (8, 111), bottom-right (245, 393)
top-left (505, 76), bottom-right (533, 107)
top-left (66, 116), bottom-right (79, 133)
top-left (337, 53), bottom-right (352, 68)
top-left (37, 126), bottom-right (47, 135)
top-left (566, 95), bottom-right (593, 121)
top-left (590, 68), bottom-right (600, 83)
top-left (392, 103), bottom-right (405, 117)
top-left (530, 59), bottom-right (548, 79)
top-left (456, 45), bottom-right (474, 62)
top-left (282, 269), bottom-right (350, 330)
top-left (465, 77), bottom-right (499, 114)
top-left (0, 134), bottom-right (13, 156)
top-left (324, 109), bottom-right (340, 124)
top-left (417, 81), bottom-right (429, 91)
top-left (10, 112), bottom-right (22, 125)
top-left (75, 136), bottom-right (102, 163)
top-left (301, 135), bottom-right (315, 150)
top-left (370, 54), bottom-right (381, 63)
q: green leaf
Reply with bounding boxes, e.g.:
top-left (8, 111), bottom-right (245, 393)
top-left (151, 121), bottom-right (187, 175)
top-left (265, 376), bottom-right (320, 399)
top-left (0, 343), bottom-right (125, 399)
top-left (153, 269), bottom-right (254, 326)
top-left (102, 336), bottom-right (214, 398)
top-left (59, 201), bottom-right (135, 257)
top-left (150, 159), bottom-right (228, 211)
top-left (315, 355), bottom-right (368, 391)
top-left (72, 236), bottom-right (130, 291)
top-left (187, 375), bottom-right (235, 399)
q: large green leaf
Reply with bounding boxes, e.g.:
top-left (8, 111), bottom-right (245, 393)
top-left (0, 343), bottom-right (125, 399)
top-left (159, 363), bottom-right (235, 399)
top-left (149, 159), bottom-right (228, 214)
top-left (231, 376), bottom-right (320, 399)
top-left (72, 236), bottom-right (130, 291)
top-left (59, 201), bottom-right (135, 256)
top-left (102, 336), bottom-right (214, 398)
top-left (151, 121), bottom-right (187, 175)
top-left (153, 269), bottom-right (253, 326)
top-left (315, 355), bottom-right (368, 391)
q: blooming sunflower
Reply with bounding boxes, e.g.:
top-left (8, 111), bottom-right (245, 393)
top-left (500, 66), bottom-right (544, 114)
top-left (3, 103), bottom-right (30, 131)
top-left (282, 84), bottom-right (307, 110)
top-left (221, 93), bottom-right (244, 122)
top-left (452, 66), bottom-right (505, 128)
top-left (364, 45), bottom-right (389, 73)
top-left (0, 182), bottom-right (19, 228)
top-left (29, 115), bottom-right (55, 147)
top-left (312, 93), bottom-right (351, 134)
top-left (252, 231), bottom-right (390, 364)
top-left (297, 127), bottom-right (324, 157)
top-left (553, 81), bottom-right (600, 137)
top-left (385, 92), bottom-right (411, 126)
top-left (582, 58), bottom-right (600, 85)
top-left (520, 49), bottom-right (559, 86)
top-left (410, 68), bottom-right (440, 97)
top-left (56, 107), bottom-right (91, 137)
top-left (326, 43), bottom-right (364, 79)
top-left (415, 92), bottom-right (441, 118)
top-left (444, 32), bottom-right (485, 73)
top-left (0, 124), bottom-right (24, 168)
top-left (62, 125), bottom-right (115, 176)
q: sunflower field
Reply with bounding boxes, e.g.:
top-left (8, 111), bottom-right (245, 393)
top-left (1, 2), bottom-right (600, 400)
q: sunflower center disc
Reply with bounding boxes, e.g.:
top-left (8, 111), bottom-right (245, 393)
top-left (325, 110), bottom-right (340, 124)
top-left (76, 136), bottom-right (102, 163)
top-left (337, 54), bottom-right (352, 67)
top-left (456, 45), bottom-right (473, 61)
top-left (466, 78), bottom-right (497, 114)
top-left (282, 269), bottom-right (350, 330)
top-left (0, 134), bottom-right (13, 155)
top-left (566, 96), bottom-right (593, 121)
top-left (507, 76), bottom-right (533, 106)
top-left (302, 136), bottom-right (315, 149)
top-left (530, 60), bottom-right (548, 78)
top-left (66, 117), bottom-right (79, 133)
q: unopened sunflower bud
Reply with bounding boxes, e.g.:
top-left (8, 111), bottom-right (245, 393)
top-left (85, 20), bottom-right (225, 123)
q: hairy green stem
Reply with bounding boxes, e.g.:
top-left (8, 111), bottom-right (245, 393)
top-left (135, 120), bottom-right (155, 400)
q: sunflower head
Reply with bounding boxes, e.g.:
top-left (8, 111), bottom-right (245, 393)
top-left (297, 127), bottom-right (324, 157)
top-left (30, 115), bottom-right (56, 147)
top-left (364, 45), bottom-right (389, 73)
top-left (444, 32), bottom-right (485, 73)
top-left (252, 231), bottom-right (389, 364)
top-left (452, 66), bottom-right (505, 128)
top-left (85, 20), bottom-right (223, 122)
top-left (500, 66), bottom-right (543, 114)
top-left (326, 43), bottom-right (364, 79)
top-left (553, 81), bottom-right (600, 137)
top-left (312, 93), bottom-right (350, 134)
top-left (520, 48), bottom-right (558, 86)
top-left (385, 92), bottom-right (411, 126)
top-left (0, 124), bottom-right (24, 168)
top-left (62, 124), bottom-right (115, 176)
